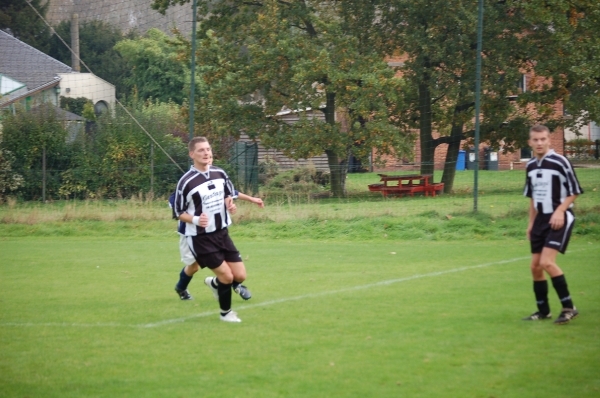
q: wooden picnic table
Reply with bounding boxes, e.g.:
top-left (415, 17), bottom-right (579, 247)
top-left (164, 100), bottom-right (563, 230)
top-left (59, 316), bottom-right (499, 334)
top-left (368, 174), bottom-right (444, 198)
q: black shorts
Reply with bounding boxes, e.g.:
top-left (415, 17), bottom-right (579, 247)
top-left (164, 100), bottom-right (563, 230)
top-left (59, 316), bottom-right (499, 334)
top-left (530, 210), bottom-right (575, 254)
top-left (186, 228), bottom-right (242, 269)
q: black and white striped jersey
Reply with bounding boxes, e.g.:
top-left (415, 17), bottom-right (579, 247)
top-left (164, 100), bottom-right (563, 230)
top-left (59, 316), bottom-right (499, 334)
top-left (523, 149), bottom-right (583, 214)
top-left (174, 165), bottom-right (235, 235)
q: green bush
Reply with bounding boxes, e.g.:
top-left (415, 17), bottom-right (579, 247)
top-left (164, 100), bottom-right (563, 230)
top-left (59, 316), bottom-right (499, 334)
top-left (0, 104), bottom-right (70, 200)
top-left (262, 166), bottom-right (330, 200)
top-left (565, 138), bottom-right (595, 159)
top-left (0, 99), bottom-right (189, 200)
top-left (0, 128), bottom-right (23, 200)
top-left (60, 97), bottom-right (92, 117)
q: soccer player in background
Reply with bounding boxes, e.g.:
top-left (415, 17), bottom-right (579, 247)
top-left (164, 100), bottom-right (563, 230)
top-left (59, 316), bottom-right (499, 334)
top-left (522, 125), bottom-right (583, 325)
top-left (172, 136), bottom-right (256, 322)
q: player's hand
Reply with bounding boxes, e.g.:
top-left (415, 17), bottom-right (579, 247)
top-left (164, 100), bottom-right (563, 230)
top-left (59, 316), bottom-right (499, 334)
top-left (526, 225), bottom-right (532, 241)
top-left (227, 201), bottom-right (237, 214)
top-left (199, 213), bottom-right (209, 228)
top-left (253, 198), bottom-right (265, 208)
top-left (549, 209), bottom-right (565, 230)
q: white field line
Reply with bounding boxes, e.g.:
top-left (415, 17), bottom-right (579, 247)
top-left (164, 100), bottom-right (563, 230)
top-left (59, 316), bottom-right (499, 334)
top-left (0, 322), bottom-right (138, 328)
top-left (141, 255), bottom-right (531, 328)
top-left (0, 255), bottom-right (531, 329)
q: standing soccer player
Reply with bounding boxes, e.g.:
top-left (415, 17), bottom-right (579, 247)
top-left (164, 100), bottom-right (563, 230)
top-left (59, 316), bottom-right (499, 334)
top-left (172, 136), bottom-right (249, 323)
top-left (522, 125), bottom-right (583, 325)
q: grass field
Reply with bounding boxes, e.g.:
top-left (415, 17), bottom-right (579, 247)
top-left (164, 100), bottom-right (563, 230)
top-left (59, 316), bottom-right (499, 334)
top-left (1, 169), bottom-right (599, 397)
top-left (1, 237), bottom-right (599, 397)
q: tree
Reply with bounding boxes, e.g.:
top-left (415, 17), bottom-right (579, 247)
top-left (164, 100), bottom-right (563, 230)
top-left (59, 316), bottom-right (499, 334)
top-left (153, 0), bottom-right (412, 197)
top-left (0, 0), bottom-right (50, 52)
top-left (48, 20), bottom-right (135, 98)
top-left (114, 28), bottom-right (191, 104)
top-left (516, 0), bottom-right (600, 125)
top-left (351, 0), bottom-right (600, 192)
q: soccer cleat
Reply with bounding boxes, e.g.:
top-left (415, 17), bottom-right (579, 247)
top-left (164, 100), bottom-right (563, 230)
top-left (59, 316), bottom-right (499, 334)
top-left (234, 284), bottom-right (252, 300)
top-left (554, 308), bottom-right (579, 325)
top-left (220, 311), bottom-right (242, 323)
top-left (204, 277), bottom-right (219, 301)
top-left (522, 311), bottom-right (552, 321)
top-left (174, 286), bottom-right (193, 300)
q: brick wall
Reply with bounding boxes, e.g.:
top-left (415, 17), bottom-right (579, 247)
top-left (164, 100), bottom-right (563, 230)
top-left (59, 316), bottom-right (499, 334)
top-left (373, 125), bottom-right (565, 173)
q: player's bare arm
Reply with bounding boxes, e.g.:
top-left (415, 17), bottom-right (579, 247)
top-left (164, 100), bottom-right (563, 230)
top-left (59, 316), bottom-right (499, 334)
top-left (236, 192), bottom-right (265, 208)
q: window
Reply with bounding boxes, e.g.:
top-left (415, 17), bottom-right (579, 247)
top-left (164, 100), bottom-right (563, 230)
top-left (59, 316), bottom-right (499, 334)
top-left (94, 100), bottom-right (109, 115)
top-left (517, 74), bottom-right (527, 93)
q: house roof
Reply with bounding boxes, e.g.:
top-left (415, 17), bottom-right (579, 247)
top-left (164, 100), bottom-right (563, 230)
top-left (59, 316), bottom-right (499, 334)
top-left (0, 29), bottom-right (72, 94)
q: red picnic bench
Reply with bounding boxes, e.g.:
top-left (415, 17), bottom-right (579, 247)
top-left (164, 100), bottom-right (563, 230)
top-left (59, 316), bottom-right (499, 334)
top-left (368, 174), bottom-right (444, 198)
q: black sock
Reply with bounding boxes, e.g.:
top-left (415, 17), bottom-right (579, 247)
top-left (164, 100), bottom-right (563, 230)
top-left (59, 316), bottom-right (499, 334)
top-left (232, 281), bottom-right (241, 290)
top-left (551, 274), bottom-right (574, 309)
top-left (533, 280), bottom-right (550, 315)
top-left (176, 267), bottom-right (192, 291)
top-left (217, 280), bottom-right (232, 315)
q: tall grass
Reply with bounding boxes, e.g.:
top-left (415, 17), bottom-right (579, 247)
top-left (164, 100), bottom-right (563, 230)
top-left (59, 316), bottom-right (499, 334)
top-left (1, 169), bottom-right (598, 241)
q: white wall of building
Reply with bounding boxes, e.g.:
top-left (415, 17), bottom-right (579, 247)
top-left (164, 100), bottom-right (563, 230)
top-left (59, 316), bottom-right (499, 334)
top-left (564, 121), bottom-right (600, 142)
top-left (57, 73), bottom-right (115, 114)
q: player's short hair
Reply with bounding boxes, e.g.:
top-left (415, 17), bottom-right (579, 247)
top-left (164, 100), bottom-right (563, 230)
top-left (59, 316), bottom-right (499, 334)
top-left (188, 136), bottom-right (209, 152)
top-left (529, 124), bottom-right (550, 136)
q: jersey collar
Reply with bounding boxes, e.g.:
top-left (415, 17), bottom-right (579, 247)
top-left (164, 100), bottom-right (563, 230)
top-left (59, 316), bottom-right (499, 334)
top-left (536, 149), bottom-right (555, 166)
top-left (191, 164), bottom-right (211, 178)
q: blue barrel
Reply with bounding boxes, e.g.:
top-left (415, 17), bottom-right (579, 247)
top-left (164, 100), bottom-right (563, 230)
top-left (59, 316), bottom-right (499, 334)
top-left (456, 150), bottom-right (466, 171)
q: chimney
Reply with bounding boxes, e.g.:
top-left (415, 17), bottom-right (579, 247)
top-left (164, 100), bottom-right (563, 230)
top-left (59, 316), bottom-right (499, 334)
top-left (70, 13), bottom-right (80, 72)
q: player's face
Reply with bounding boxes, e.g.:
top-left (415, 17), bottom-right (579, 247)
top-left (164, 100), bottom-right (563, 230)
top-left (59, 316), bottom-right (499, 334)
top-left (189, 141), bottom-right (212, 168)
top-left (528, 130), bottom-right (551, 158)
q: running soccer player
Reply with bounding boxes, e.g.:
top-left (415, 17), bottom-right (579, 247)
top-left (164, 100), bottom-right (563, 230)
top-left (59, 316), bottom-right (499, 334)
top-left (170, 156), bottom-right (263, 304)
top-left (522, 124), bottom-right (583, 325)
top-left (172, 136), bottom-right (250, 323)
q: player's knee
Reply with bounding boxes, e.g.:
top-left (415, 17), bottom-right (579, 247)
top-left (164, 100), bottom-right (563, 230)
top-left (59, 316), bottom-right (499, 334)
top-left (233, 270), bottom-right (246, 283)
top-left (217, 272), bottom-right (234, 284)
top-left (538, 259), bottom-right (555, 271)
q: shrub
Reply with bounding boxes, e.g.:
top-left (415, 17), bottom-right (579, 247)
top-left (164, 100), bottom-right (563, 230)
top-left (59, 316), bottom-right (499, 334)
top-left (262, 166), bottom-right (330, 200)
top-left (0, 128), bottom-right (24, 200)
top-left (565, 138), bottom-right (595, 159)
top-left (60, 97), bottom-right (93, 117)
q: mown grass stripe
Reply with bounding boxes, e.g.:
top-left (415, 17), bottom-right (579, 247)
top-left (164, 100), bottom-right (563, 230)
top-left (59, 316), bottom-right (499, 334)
top-left (1, 255), bottom-right (532, 329)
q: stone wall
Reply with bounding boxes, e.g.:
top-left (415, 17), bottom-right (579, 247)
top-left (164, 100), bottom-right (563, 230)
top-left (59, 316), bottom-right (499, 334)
top-left (46, 0), bottom-right (192, 35)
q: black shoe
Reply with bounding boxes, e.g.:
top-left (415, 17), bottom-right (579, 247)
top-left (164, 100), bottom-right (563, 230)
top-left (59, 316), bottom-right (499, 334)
top-left (522, 311), bottom-right (552, 321)
top-left (175, 286), bottom-right (193, 300)
top-left (234, 284), bottom-right (252, 300)
top-left (554, 308), bottom-right (579, 325)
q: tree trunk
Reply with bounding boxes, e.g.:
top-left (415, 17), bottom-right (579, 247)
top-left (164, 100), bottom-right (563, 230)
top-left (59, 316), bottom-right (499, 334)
top-left (419, 82), bottom-right (435, 176)
top-left (323, 91), bottom-right (347, 197)
top-left (441, 122), bottom-right (464, 193)
top-left (326, 149), bottom-right (347, 198)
